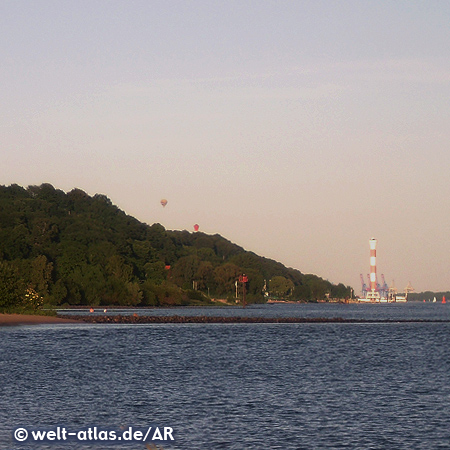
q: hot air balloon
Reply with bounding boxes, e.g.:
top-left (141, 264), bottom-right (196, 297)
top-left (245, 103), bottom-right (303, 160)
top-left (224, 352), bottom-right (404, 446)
top-left (160, 199), bottom-right (168, 208)
top-left (194, 224), bottom-right (199, 232)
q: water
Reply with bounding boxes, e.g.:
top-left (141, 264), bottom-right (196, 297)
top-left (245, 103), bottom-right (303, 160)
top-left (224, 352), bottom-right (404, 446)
top-left (57, 301), bottom-right (450, 321)
top-left (2, 304), bottom-right (450, 450)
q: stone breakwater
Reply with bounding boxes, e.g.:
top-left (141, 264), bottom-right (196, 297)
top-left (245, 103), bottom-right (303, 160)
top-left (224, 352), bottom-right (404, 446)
top-left (59, 315), bottom-right (450, 324)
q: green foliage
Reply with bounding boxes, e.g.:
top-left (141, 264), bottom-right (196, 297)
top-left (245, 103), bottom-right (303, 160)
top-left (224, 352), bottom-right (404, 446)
top-left (213, 263), bottom-right (241, 296)
top-left (0, 183), bottom-right (352, 308)
top-left (172, 255), bottom-right (201, 288)
top-left (30, 255), bottom-right (53, 296)
top-left (0, 261), bottom-right (25, 310)
top-left (269, 276), bottom-right (295, 298)
top-left (143, 261), bottom-right (167, 283)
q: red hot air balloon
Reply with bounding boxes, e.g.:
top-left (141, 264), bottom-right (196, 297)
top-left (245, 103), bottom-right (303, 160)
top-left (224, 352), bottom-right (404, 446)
top-left (194, 224), bottom-right (199, 232)
top-left (160, 199), bottom-right (168, 208)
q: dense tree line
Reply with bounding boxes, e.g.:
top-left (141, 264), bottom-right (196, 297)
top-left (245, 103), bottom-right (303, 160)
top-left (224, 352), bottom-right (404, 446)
top-left (0, 184), bottom-right (351, 311)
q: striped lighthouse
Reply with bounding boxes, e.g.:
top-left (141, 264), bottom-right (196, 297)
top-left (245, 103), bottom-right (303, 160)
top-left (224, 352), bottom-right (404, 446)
top-left (367, 238), bottom-right (380, 300)
top-left (369, 238), bottom-right (377, 291)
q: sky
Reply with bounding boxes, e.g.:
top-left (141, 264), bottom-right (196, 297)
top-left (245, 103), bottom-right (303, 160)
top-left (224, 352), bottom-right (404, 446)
top-left (2, 0), bottom-right (450, 294)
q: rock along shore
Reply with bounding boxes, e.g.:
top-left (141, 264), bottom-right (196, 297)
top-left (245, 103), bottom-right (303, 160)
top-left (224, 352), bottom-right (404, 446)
top-left (58, 315), bottom-right (450, 324)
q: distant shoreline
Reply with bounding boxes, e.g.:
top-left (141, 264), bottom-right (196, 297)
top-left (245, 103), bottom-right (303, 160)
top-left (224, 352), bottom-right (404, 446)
top-left (0, 313), bottom-right (82, 327)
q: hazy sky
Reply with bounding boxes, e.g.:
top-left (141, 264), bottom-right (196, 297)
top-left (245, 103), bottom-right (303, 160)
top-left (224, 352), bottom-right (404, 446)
top-left (2, 0), bottom-right (450, 293)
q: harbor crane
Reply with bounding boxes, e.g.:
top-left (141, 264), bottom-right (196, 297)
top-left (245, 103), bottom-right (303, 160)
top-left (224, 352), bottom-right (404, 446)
top-left (360, 274), bottom-right (368, 297)
top-left (379, 274), bottom-right (389, 298)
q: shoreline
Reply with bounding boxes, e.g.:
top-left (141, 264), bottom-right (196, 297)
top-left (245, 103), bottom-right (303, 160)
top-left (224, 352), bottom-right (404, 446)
top-left (0, 313), bottom-right (82, 327)
top-left (59, 315), bottom-right (450, 324)
top-left (2, 313), bottom-right (448, 326)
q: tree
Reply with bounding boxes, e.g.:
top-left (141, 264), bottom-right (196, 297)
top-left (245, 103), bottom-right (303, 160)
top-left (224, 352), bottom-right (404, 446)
top-left (172, 255), bottom-right (200, 288)
top-left (50, 279), bottom-right (68, 305)
top-left (269, 276), bottom-right (294, 298)
top-left (106, 255), bottom-right (133, 282)
top-left (0, 261), bottom-right (25, 310)
top-left (331, 283), bottom-right (350, 298)
top-left (0, 184), bottom-right (353, 307)
top-left (144, 261), bottom-right (167, 283)
top-left (30, 255), bottom-right (53, 297)
top-left (195, 261), bottom-right (215, 292)
top-left (306, 275), bottom-right (329, 300)
top-left (214, 263), bottom-right (241, 295)
top-left (293, 283), bottom-right (312, 301)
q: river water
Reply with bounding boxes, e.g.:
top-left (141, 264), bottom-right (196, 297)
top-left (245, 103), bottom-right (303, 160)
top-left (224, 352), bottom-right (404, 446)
top-left (57, 301), bottom-right (450, 321)
top-left (1, 303), bottom-right (449, 450)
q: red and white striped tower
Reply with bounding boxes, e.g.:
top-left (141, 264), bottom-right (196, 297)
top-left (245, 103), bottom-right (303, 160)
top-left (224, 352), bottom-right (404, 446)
top-left (368, 238), bottom-right (379, 300)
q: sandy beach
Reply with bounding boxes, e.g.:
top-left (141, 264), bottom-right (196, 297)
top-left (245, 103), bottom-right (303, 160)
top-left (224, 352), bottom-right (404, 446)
top-left (0, 313), bottom-right (82, 326)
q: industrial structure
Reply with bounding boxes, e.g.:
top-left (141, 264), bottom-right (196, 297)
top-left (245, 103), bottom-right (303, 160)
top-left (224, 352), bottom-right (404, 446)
top-left (359, 238), bottom-right (413, 302)
top-left (366, 238), bottom-right (380, 301)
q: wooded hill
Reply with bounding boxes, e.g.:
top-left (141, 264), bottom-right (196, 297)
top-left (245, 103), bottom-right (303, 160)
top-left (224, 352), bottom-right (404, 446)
top-left (0, 184), bottom-right (351, 310)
